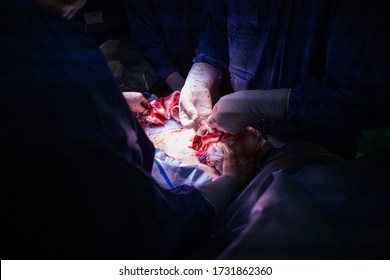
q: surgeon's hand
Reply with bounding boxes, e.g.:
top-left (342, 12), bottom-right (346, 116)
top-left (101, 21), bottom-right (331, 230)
top-left (220, 142), bottom-right (257, 184)
top-left (198, 142), bottom-right (254, 211)
top-left (217, 142), bottom-right (240, 177)
top-left (122, 91), bottom-right (149, 114)
top-left (180, 84), bottom-right (213, 136)
top-left (207, 88), bottom-right (291, 134)
top-left (179, 63), bottom-right (221, 136)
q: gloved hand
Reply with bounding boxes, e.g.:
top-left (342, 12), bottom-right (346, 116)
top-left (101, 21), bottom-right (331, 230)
top-left (198, 142), bottom-right (254, 211)
top-left (122, 91), bottom-right (149, 114)
top-left (207, 88), bottom-right (291, 134)
top-left (165, 71), bottom-right (185, 92)
top-left (107, 60), bottom-right (124, 79)
top-left (179, 62), bottom-right (220, 136)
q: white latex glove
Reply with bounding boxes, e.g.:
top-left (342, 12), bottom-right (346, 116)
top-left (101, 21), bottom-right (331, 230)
top-left (122, 91), bottom-right (149, 114)
top-left (198, 142), bottom-right (247, 211)
top-left (207, 88), bottom-right (291, 134)
top-left (179, 62), bottom-right (220, 136)
top-left (165, 71), bottom-right (185, 92)
top-left (47, 0), bottom-right (87, 19)
top-left (217, 142), bottom-right (239, 177)
top-left (99, 39), bottom-right (120, 61)
top-left (107, 60), bottom-right (124, 79)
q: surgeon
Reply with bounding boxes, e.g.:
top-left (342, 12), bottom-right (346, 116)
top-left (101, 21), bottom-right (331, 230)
top-left (125, 0), bottom-right (207, 93)
top-left (1, 0), bottom-right (254, 259)
top-left (179, 0), bottom-right (390, 159)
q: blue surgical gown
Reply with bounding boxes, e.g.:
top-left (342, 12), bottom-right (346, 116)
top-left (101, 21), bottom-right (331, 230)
top-left (195, 0), bottom-right (390, 159)
top-left (1, 0), bottom-right (215, 259)
top-left (125, 0), bottom-right (207, 82)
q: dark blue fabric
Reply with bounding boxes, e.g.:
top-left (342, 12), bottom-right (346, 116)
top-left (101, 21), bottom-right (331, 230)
top-left (1, 0), bottom-right (215, 259)
top-left (292, 149), bottom-right (390, 259)
top-left (195, 0), bottom-right (390, 159)
top-left (190, 144), bottom-right (390, 259)
top-left (219, 158), bottom-right (390, 260)
top-left (189, 140), bottom-right (344, 259)
top-left (125, 0), bottom-right (207, 81)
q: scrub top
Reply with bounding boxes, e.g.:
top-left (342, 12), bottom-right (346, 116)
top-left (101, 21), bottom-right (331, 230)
top-left (195, 0), bottom-right (390, 159)
top-left (1, 0), bottom-right (215, 259)
top-left (126, 0), bottom-right (207, 82)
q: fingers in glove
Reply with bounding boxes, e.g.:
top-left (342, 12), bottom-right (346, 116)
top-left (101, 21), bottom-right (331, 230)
top-left (205, 122), bottom-right (216, 134)
top-left (123, 91), bottom-right (149, 114)
top-left (194, 123), bottom-right (208, 136)
top-left (207, 115), bottom-right (225, 132)
top-left (218, 142), bottom-right (238, 177)
top-left (179, 110), bottom-right (196, 128)
top-left (140, 99), bottom-right (149, 110)
top-left (208, 113), bottom-right (247, 135)
top-left (207, 96), bottom-right (251, 134)
top-left (206, 104), bottom-right (224, 132)
top-left (179, 100), bottom-right (199, 128)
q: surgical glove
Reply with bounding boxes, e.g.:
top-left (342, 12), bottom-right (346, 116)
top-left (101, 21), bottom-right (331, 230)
top-left (218, 142), bottom-right (239, 178)
top-left (179, 62), bottom-right (220, 136)
top-left (122, 91), bottom-right (149, 114)
top-left (198, 143), bottom-right (243, 211)
top-left (107, 60), bottom-right (124, 79)
top-left (165, 71), bottom-right (185, 92)
top-left (207, 88), bottom-right (291, 134)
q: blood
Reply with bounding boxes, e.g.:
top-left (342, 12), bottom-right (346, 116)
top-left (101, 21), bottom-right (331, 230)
top-left (138, 91), bottom-right (267, 173)
top-left (162, 91), bottom-right (180, 122)
top-left (191, 128), bottom-right (266, 173)
top-left (137, 91), bottom-right (180, 126)
top-left (191, 131), bottom-right (228, 158)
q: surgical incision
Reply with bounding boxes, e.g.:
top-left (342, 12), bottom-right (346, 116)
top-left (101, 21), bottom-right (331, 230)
top-left (139, 91), bottom-right (269, 174)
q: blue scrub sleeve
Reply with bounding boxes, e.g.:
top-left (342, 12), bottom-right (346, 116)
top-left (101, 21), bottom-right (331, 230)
top-left (193, 0), bottom-right (229, 74)
top-left (1, 0), bottom-right (216, 259)
top-left (288, 0), bottom-right (390, 136)
top-left (125, 0), bottom-right (178, 81)
top-left (196, 0), bottom-right (390, 158)
top-left (73, 151), bottom-right (217, 259)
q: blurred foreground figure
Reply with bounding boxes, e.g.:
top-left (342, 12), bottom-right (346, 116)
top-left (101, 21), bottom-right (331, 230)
top-left (0, 0), bottom-right (254, 259)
